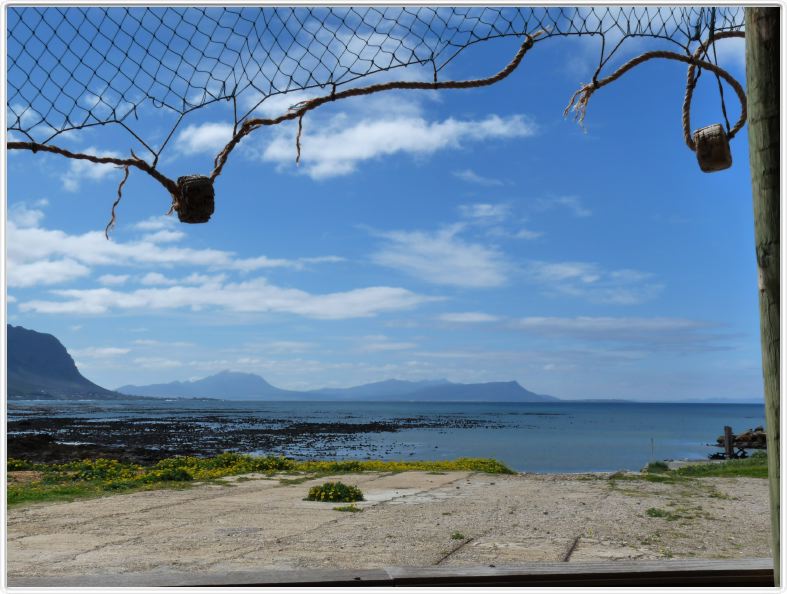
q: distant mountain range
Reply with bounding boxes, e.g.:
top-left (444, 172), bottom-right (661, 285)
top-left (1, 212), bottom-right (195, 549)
top-left (8, 324), bottom-right (760, 404)
top-left (117, 371), bottom-right (559, 402)
top-left (6, 324), bottom-right (557, 402)
top-left (116, 371), bottom-right (294, 400)
top-left (7, 324), bottom-right (119, 399)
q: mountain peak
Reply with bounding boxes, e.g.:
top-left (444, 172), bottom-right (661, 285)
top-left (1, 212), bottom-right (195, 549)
top-left (117, 370), bottom-right (281, 400)
top-left (7, 324), bottom-right (114, 398)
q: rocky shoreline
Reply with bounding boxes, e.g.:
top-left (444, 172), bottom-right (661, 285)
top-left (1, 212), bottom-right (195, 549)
top-left (7, 412), bottom-right (504, 465)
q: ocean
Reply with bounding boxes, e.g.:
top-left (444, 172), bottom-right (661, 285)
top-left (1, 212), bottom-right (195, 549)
top-left (8, 399), bottom-right (765, 473)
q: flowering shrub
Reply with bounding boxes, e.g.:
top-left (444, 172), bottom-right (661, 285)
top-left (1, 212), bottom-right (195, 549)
top-left (65, 458), bottom-right (141, 481)
top-left (307, 481), bottom-right (364, 502)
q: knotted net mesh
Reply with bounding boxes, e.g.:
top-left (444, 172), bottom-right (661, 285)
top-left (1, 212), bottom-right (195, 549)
top-left (6, 6), bottom-right (745, 226)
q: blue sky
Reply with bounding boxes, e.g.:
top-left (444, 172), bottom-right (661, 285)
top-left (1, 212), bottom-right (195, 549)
top-left (5, 8), bottom-right (763, 401)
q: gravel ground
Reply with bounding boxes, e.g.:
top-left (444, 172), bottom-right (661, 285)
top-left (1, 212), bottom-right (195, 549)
top-left (7, 471), bottom-right (771, 583)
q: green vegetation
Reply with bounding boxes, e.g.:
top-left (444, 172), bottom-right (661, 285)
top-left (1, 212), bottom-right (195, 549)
top-left (307, 482), bottom-right (364, 502)
top-left (641, 452), bottom-right (768, 481)
top-left (7, 454), bottom-right (512, 506)
top-left (645, 461), bottom-right (669, 473)
top-left (646, 507), bottom-right (677, 520)
top-left (670, 452), bottom-right (768, 479)
top-left (450, 531), bottom-right (466, 540)
top-left (646, 504), bottom-right (711, 523)
top-left (333, 504), bottom-right (363, 512)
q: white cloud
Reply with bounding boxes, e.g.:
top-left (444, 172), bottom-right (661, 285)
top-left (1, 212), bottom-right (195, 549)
top-left (9, 203), bottom-right (45, 227)
top-left (528, 261), bottom-right (601, 284)
top-left (459, 203), bottom-right (511, 223)
top-left (133, 216), bottom-right (176, 231)
top-left (453, 169), bottom-right (504, 186)
top-left (174, 122), bottom-right (234, 155)
top-left (525, 261), bottom-right (662, 305)
top-left (262, 113), bottom-right (536, 179)
top-left (133, 339), bottom-right (194, 347)
top-left (371, 224), bottom-right (508, 288)
top-left (512, 228), bottom-right (543, 240)
top-left (536, 196), bottom-right (591, 218)
top-left (9, 259), bottom-right (91, 288)
top-left (361, 335), bottom-right (418, 352)
top-left (98, 274), bottom-right (129, 286)
top-left (514, 316), bottom-right (706, 336)
top-left (6, 219), bottom-right (342, 288)
top-left (132, 357), bottom-right (182, 369)
top-left (512, 316), bottom-right (723, 352)
top-left (70, 346), bottom-right (131, 358)
top-left (61, 146), bottom-right (123, 191)
top-left (438, 312), bottom-right (500, 323)
top-left (246, 90), bottom-right (321, 118)
top-left (140, 272), bottom-right (177, 286)
top-left (20, 278), bottom-right (437, 320)
top-left (142, 229), bottom-right (186, 243)
top-left (704, 34), bottom-right (745, 70)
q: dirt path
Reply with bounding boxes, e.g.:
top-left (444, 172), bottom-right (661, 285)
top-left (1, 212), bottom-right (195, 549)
top-left (7, 471), bottom-right (771, 583)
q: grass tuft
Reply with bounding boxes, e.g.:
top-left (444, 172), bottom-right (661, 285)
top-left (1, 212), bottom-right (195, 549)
top-left (333, 504), bottom-right (363, 512)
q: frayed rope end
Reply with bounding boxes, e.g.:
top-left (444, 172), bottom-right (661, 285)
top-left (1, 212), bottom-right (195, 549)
top-left (105, 164), bottom-right (131, 240)
top-left (563, 83), bottom-right (596, 130)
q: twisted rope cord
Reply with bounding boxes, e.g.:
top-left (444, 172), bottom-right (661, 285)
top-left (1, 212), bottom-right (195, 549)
top-left (210, 31), bottom-right (543, 182)
top-left (6, 141), bottom-right (181, 198)
top-left (564, 35), bottom-right (746, 152)
top-left (7, 31), bottom-right (542, 229)
top-left (682, 31), bottom-right (746, 151)
top-left (104, 164), bottom-right (130, 239)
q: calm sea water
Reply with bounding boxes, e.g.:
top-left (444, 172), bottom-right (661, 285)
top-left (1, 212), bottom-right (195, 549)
top-left (9, 400), bottom-right (765, 473)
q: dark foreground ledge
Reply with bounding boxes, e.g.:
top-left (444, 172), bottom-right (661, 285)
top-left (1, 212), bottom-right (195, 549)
top-left (11, 558), bottom-right (774, 587)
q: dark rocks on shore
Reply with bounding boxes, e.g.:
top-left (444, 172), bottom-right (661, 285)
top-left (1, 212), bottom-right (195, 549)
top-left (7, 413), bottom-right (504, 465)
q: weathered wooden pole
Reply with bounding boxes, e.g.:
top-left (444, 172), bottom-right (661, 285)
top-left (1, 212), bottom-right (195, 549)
top-left (745, 7), bottom-right (780, 585)
top-left (724, 426), bottom-right (734, 459)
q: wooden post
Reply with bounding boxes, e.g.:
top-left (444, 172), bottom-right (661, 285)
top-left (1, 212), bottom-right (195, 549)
top-left (723, 426), bottom-right (734, 460)
top-left (745, 7), bottom-right (780, 586)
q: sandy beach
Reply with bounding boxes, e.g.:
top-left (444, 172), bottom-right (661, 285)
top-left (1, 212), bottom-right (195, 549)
top-left (7, 469), bottom-right (770, 585)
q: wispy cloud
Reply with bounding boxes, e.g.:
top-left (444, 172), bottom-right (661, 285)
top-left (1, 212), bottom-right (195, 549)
top-left (360, 335), bottom-right (418, 352)
top-left (6, 214), bottom-right (344, 288)
top-left (453, 169), bottom-right (504, 186)
top-left (262, 113), bottom-right (536, 179)
top-left (525, 261), bottom-right (662, 305)
top-left (70, 346), bottom-right (131, 358)
top-left (133, 216), bottom-right (176, 231)
top-left (459, 203), bottom-right (511, 224)
top-left (98, 274), bottom-right (129, 286)
top-left (20, 279), bottom-right (436, 320)
top-left (139, 272), bottom-right (178, 286)
top-left (513, 316), bottom-right (726, 352)
top-left (61, 146), bottom-right (124, 191)
top-left (9, 202), bottom-right (46, 227)
top-left (371, 224), bottom-right (508, 288)
top-left (438, 312), bottom-right (500, 323)
top-left (174, 122), bottom-right (234, 155)
top-left (535, 196), bottom-right (591, 218)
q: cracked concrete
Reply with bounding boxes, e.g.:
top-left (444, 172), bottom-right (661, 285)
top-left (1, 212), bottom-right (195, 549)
top-left (7, 471), bottom-right (771, 584)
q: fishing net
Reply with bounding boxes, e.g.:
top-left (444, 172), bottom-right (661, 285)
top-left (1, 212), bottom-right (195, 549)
top-left (6, 6), bottom-right (746, 231)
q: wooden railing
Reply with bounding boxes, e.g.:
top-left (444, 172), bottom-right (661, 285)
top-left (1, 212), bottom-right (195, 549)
top-left (11, 558), bottom-right (774, 587)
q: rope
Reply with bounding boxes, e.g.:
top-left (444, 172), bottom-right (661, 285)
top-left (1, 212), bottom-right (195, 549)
top-left (682, 31), bottom-right (745, 151)
top-left (104, 164), bottom-right (130, 239)
top-left (6, 141), bottom-right (180, 199)
top-left (209, 31), bottom-right (543, 181)
top-left (564, 34), bottom-right (746, 152)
